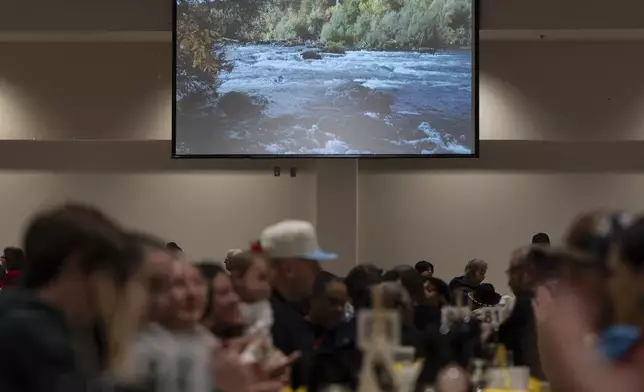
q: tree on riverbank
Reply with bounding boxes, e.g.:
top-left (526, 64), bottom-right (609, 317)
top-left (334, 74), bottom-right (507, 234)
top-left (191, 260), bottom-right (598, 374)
top-left (176, 0), bottom-right (230, 114)
top-left (250, 0), bottom-right (472, 48)
top-left (175, 0), bottom-right (471, 114)
top-left (177, 0), bottom-right (471, 49)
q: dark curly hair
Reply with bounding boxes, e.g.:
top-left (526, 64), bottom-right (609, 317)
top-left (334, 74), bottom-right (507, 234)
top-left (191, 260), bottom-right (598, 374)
top-left (3, 247), bottom-right (25, 271)
top-left (344, 264), bottom-right (382, 310)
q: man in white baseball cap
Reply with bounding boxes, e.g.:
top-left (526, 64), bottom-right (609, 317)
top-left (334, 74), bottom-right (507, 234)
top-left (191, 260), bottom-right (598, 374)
top-left (258, 220), bottom-right (336, 387)
top-left (261, 219), bottom-right (336, 303)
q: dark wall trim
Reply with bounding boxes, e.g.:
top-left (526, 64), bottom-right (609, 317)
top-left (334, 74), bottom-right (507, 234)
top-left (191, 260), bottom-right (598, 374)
top-left (0, 140), bottom-right (642, 173)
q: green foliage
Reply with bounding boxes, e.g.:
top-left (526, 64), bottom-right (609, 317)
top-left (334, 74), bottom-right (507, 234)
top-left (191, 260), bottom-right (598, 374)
top-left (211, 0), bottom-right (265, 38)
top-left (180, 0), bottom-right (472, 49)
top-left (322, 41), bottom-right (347, 53)
top-left (320, 0), bottom-right (471, 48)
top-left (320, 5), bottom-right (354, 44)
top-left (175, 0), bottom-right (232, 114)
top-left (175, 0), bottom-right (471, 113)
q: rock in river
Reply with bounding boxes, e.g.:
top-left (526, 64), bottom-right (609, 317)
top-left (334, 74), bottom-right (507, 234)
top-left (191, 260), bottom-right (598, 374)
top-left (301, 50), bottom-right (322, 60)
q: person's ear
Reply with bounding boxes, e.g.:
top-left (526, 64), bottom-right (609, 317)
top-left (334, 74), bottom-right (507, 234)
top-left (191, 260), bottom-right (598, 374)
top-left (283, 259), bottom-right (297, 278)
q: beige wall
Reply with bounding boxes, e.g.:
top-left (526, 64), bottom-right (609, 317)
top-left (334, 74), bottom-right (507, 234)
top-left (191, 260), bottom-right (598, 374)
top-left (359, 155), bottom-right (644, 291)
top-left (479, 0), bottom-right (644, 30)
top-left (2, 1), bottom-right (644, 286)
top-left (480, 41), bottom-right (644, 141)
top-left (0, 43), bottom-right (171, 140)
top-left (0, 141), bottom-right (316, 263)
top-left (3, 41), bottom-right (644, 141)
top-left (0, 0), bottom-right (171, 31)
top-left (0, 170), bottom-right (315, 261)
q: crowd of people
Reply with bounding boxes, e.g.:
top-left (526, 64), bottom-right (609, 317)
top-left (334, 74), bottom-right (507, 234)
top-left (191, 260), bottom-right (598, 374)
top-left (0, 203), bottom-right (643, 392)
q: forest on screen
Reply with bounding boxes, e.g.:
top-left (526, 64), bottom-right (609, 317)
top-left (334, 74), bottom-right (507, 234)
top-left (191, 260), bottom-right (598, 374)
top-left (176, 0), bottom-right (472, 111)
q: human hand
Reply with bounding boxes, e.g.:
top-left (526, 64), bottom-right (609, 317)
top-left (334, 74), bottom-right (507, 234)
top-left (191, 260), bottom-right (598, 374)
top-left (532, 285), bottom-right (555, 326)
top-left (479, 322), bottom-right (493, 345)
top-left (532, 285), bottom-right (592, 340)
top-left (213, 338), bottom-right (254, 392)
top-left (266, 350), bottom-right (300, 383)
top-left (532, 284), bottom-right (604, 392)
top-left (214, 338), bottom-right (296, 392)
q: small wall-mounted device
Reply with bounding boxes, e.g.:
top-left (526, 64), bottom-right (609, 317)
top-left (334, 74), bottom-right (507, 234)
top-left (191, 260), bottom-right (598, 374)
top-left (273, 166), bottom-right (281, 177)
top-left (290, 167), bottom-right (297, 177)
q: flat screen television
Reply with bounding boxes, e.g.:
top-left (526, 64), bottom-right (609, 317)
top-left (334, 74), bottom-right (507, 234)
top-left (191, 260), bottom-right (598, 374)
top-left (173, 0), bottom-right (477, 157)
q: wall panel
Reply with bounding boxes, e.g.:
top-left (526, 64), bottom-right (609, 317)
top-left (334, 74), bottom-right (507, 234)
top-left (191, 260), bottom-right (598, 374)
top-left (0, 141), bottom-right (316, 262)
top-left (359, 169), bottom-right (644, 291)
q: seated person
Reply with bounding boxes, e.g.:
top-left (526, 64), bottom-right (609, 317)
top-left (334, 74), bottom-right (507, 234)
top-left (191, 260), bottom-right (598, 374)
top-left (469, 284), bottom-right (503, 330)
top-left (498, 246), bottom-right (546, 380)
top-left (195, 262), bottom-right (243, 335)
top-left (415, 261), bottom-right (434, 279)
top-left (412, 277), bottom-right (452, 331)
top-left (424, 277), bottom-right (451, 308)
top-left (0, 247), bottom-right (24, 290)
top-left (132, 260), bottom-right (215, 392)
top-left (415, 285), bottom-right (497, 389)
top-left (344, 264), bottom-right (383, 320)
top-left (227, 251), bottom-right (273, 336)
top-left (195, 261), bottom-right (291, 388)
top-left (227, 251), bottom-right (292, 372)
top-left (449, 259), bottom-right (487, 305)
top-left (0, 205), bottom-right (145, 392)
top-left (469, 284), bottom-right (501, 310)
top-left (382, 266), bottom-right (426, 307)
top-left (383, 266), bottom-right (439, 332)
top-left (415, 314), bottom-right (489, 390)
top-left (307, 281), bottom-right (422, 392)
top-left (532, 216), bottom-right (644, 392)
top-left (296, 273), bottom-right (351, 388)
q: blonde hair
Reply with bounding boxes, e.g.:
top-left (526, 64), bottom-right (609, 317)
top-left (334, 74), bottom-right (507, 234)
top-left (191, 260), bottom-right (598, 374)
top-left (94, 271), bottom-right (147, 380)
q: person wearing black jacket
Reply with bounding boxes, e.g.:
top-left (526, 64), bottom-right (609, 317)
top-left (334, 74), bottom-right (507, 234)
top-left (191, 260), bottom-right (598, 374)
top-left (0, 204), bottom-right (145, 392)
top-left (415, 316), bottom-right (489, 391)
top-left (259, 220), bottom-right (338, 388)
top-left (449, 259), bottom-right (488, 305)
top-left (296, 273), bottom-right (353, 390)
top-left (307, 281), bottom-right (424, 392)
top-left (498, 247), bottom-right (545, 380)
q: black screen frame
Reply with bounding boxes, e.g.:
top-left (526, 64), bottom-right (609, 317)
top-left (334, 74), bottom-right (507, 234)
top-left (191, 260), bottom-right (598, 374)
top-left (171, 0), bottom-right (479, 159)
